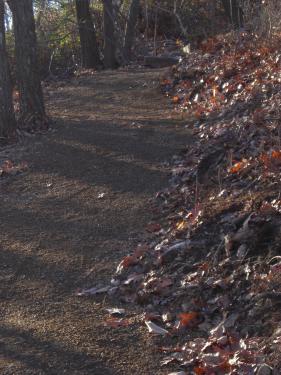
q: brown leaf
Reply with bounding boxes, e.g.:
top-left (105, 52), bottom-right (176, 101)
top-left (145, 321), bottom-right (169, 335)
top-left (104, 317), bottom-right (130, 328)
top-left (118, 255), bottom-right (138, 270)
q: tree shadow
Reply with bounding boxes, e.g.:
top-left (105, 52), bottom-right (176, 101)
top-left (0, 68), bottom-right (189, 374)
top-left (28, 130), bottom-right (172, 195)
top-left (0, 325), bottom-right (114, 375)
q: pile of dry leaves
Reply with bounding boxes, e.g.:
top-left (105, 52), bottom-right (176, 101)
top-left (78, 32), bottom-right (281, 374)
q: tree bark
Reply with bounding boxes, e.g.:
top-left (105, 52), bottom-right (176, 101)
top-left (0, 0), bottom-right (16, 138)
top-left (7, 0), bottom-right (46, 127)
top-left (221, 0), bottom-right (243, 29)
top-left (123, 0), bottom-right (140, 62)
top-left (75, 0), bottom-right (101, 69)
top-left (103, 0), bottom-right (118, 69)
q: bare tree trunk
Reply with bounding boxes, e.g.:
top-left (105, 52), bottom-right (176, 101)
top-left (123, 0), bottom-right (140, 62)
top-left (221, 0), bottom-right (243, 29)
top-left (0, 0), bottom-right (16, 138)
top-left (76, 0), bottom-right (101, 69)
top-left (7, 0), bottom-right (46, 127)
top-left (103, 0), bottom-right (118, 69)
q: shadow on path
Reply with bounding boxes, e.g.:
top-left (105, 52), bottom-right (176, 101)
top-left (0, 69), bottom-right (191, 375)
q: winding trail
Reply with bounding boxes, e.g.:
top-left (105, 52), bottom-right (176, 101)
top-left (0, 69), bottom-right (191, 375)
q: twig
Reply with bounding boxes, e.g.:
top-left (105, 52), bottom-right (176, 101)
top-left (212, 239), bottom-right (224, 265)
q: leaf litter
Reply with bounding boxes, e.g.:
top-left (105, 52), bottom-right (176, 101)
top-left (77, 32), bottom-right (281, 373)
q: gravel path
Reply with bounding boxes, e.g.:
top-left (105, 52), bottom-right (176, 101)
top-left (0, 69), bottom-right (191, 375)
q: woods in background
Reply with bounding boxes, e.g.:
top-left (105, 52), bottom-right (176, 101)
top-left (75, 0), bottom-right (101, 69)
top-left (0, 0), bottom-right (279, 138)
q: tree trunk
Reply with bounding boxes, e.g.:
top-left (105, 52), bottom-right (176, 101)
top-left (75, 0), bottom-right (101, 69)
top-left (221, 0), bottom-right (243, 29)
top-left (103, 0), bottom-right (118, 69)
top-left (123, 0), bottom-right (140, 62)
top-left (7, 0), bottom-right (46, 127)
top-left (0, 0), bottom-right (16, 138)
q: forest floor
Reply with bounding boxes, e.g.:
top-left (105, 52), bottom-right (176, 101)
top-left (0, 68), bottom-right (191, 374)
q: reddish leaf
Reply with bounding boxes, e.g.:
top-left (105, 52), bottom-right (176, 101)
top-left (120, 255), bottom-right (138, 268)
top-left (229, 160), bottom-right (248, 174)
top-left (172, 95), bottom-right (181, 104)
top-left (178, 312), bottom-right (199, 327)
top-left (194, 366), bottom-right (205, 375)
top-left (271, 150), bottom-right (281, 162)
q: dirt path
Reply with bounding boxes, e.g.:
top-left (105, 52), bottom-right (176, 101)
top-left (0, 69), bottom-right (191, 375)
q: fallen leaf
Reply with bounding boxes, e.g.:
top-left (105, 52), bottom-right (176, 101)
top-left (116, 255), bottom-right (138, 273)
top-left (106, 308), bottom-right (125, 316)
top-left (271, 150), bottom-right (281, 160)
top-left (194, 366), bottom-right (205, 375)
top-left (178, 312), bottom-right (199, 328)
top-left (76, 285), bottom-right (110, 296)
top-left (123, 273), bottom-right (144, 285)
top-left (229, 160), bottom-right (248, 174)
top-left (236, 244), bottom-right (248, 259)
top-left (172, 95), bottom-right (181, 104)
top-left (145, 321), bottom-right (169, 335)
top-left (161, 354), bottom-right (183, 366)
top-left (104, 317), bottom-right (130, 328)
top-left (176, 220), bottom-right (189, 231)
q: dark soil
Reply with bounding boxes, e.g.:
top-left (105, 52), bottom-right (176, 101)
top-left (0, 69), bottom-right (191, 375)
